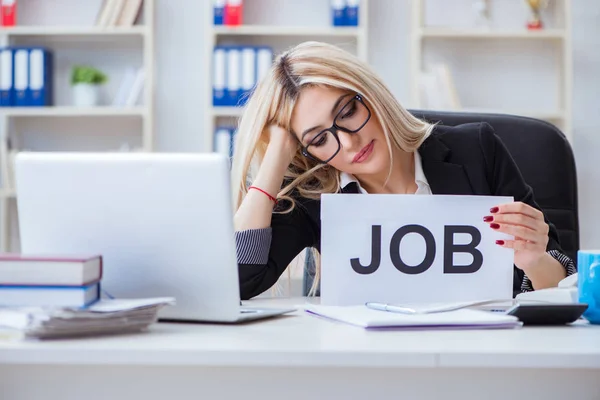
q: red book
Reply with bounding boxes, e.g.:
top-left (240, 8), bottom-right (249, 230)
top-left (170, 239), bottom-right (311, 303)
top-left (224, 0), bottom-right (243, 26)
top-left (1, 0), bottom-right (16, 27)
top-left (0, 253), bottom-right (103, 286)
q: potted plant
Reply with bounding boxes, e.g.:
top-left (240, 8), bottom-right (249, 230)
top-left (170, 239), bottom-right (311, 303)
top-left (70, 65), bottom-right (107, 107)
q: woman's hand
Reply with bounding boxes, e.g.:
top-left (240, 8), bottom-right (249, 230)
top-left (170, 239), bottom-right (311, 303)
top-left (485, 201), bottom-right (549, 272)
top-left (234, 125), bottom-right (298, 231)
top-left (266, 124), bottom-right (298, 167)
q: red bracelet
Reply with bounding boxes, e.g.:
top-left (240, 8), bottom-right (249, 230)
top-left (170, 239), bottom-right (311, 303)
top-left (249, 186), bottom-right (277, 204)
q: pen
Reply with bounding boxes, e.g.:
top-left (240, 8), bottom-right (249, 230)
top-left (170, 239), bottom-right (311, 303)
top-left (365, 302), bottom-right (417, 315)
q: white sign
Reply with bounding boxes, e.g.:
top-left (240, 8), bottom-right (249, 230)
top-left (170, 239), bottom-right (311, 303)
top-left (320, 194), bottom-right (515, 306)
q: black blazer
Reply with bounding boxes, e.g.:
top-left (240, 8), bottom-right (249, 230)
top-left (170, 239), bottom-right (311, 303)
top-left (238, 122), bottom-right (567, 300)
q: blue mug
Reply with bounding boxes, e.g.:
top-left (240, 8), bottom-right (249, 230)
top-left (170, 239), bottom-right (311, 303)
top-left (578, 250), bottom-right (600, 324)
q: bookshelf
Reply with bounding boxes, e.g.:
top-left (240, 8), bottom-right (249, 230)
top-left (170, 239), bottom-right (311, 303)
top-left (410, 0), bottom-right (572, 140)
top-left (203, 0), bottom-right (370, 154)
top-left (203, 0), bottom-right (369, 297)
top-left (0, 0), bottom-right (155, 252)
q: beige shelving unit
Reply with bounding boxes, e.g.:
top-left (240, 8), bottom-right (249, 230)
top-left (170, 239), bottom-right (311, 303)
top-left (203, 0), bottom-right (370, 153)
top-left (0, 0), bottom-right (155, 252)
top-left (410, 0), bottom-right (572, 140)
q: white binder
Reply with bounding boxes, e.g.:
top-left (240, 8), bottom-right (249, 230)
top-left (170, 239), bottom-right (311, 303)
top-left (213, 47), bottom-right (226, 106)
top-left (214, 127), bottom-right (232, 157)
top-left (226, 47), bottom-right (241, 106)
top-left (0, 48), bottom-right (13, 106)
top-left (14, 49), bottom-right (29, 106)
top-left (240, 47), bottom-right (256, 104)
top-left (256, 47), bottom-right (273, 86)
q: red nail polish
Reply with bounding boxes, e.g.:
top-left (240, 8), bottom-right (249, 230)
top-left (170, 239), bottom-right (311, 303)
top-left (490, 223), bottom-right (500, 229)
top-left (483, 216), bottom-right (493, 222)
top-left (496, 240), bottom-right (505, 245)
top-left (490, 207), bottom-right (499, 213)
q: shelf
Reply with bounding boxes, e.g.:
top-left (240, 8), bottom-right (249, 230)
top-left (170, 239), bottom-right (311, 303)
top-left (419, 28), bottom-right (566, 40)
top-left (0, 26), bottom-right (149, 38)
top-left (211, 107), bottom-right (244, 117)
top-left (0, 106), bottom-right (147, 117)
top-left (212, 25), bottom-right (364, 37)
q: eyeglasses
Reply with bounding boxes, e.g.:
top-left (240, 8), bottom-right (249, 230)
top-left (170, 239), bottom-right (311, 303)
top-left (300, 94), bottom-right (371, 163)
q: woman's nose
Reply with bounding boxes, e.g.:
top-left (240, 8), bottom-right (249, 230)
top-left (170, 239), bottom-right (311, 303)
top-left (337, 130), bottom-right (358, 150)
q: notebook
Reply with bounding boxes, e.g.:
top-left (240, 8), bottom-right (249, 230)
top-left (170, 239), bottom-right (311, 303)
top-left (303, 305), bottom-right (522, 330)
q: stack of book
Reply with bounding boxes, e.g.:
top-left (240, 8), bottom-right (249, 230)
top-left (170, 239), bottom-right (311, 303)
top-left (0, 253), bottom-right (175, 340)
top-left (95, 0), bottom-right (143, 27)
top-left (0, 254), bottom-right (103, 308)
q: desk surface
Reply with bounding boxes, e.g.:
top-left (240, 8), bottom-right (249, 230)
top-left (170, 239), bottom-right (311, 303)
top-left (1, 297), bottom-right (599, 369)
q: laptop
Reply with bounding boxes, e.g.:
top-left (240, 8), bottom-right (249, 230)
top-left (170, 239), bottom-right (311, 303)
top-left (13, 151), bottom-right (296, 323)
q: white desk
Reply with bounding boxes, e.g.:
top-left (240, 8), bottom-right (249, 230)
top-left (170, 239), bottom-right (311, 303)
top-left (1, 297), bottom-right (599, 400)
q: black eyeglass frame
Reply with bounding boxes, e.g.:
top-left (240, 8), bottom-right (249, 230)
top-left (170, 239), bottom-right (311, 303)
top-left (299, 94), bottom-right (371, 164)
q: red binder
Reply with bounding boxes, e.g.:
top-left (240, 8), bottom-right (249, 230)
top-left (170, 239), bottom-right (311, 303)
top-left (1, 0), bottom-right (16, 26)
top-left (224, 0), bottom-right (243, 26)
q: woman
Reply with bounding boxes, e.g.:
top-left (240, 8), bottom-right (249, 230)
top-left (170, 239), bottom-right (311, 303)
top-left (231, 41), bottom-right (575, 300)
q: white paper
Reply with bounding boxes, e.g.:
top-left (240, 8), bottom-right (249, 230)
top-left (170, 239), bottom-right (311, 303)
top-left (304, 305), bottom-right (521, 329)
top-left (0, 297), bottom-right (176, 339)
top-left (320, 194), bottom-right (515, 306)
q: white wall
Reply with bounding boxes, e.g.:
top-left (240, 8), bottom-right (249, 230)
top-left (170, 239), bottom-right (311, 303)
top-left (570, 1), bottom-right (600, 250)
top-left (154, 0), bottom-right (600, 250)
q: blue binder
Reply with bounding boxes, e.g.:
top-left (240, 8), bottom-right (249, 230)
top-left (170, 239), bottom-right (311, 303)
top-left (230, 126), bottom-right (237, 157)
top-left (331, 0), bottom-right (346, 26)
top-left (225, 46), bottom-right (241, 106)
top-left (0, 47), bottom-right (13, 106)
top-left (346, 0), bottom-right (359, 26)
top-left (28, 47), bottom-right (53, 107)
top-left (213, 46), bottom-right (227, 106)
top-left (255, 46), bottom-right (273, 86)
top-left (13, 47), bottom-right (30, 107)
top-left (214, 126), bottom-right (232, 157)
top-left (214, 0), bottom-right (225, 25)
top-left (239, 46), bottom-right (256, 106)
top-left (214, 125), bottom-right (237, 166)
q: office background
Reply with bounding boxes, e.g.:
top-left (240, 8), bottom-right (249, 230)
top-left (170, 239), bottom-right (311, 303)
top-left (0, 0), bottom-right (598, 270)
top-left (165, 0), bottom-right (599, 249)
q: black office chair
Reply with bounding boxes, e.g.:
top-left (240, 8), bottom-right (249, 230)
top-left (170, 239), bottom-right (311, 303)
top-left (303, 111), bottom-right (580, 296)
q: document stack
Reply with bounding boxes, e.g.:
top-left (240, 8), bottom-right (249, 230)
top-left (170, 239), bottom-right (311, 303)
top-left (0, 297), bottom-right (175, 340)
top-left (0, 253), bottom-right (175, 339)
top-left (0, 47), bottom-right (54, 107)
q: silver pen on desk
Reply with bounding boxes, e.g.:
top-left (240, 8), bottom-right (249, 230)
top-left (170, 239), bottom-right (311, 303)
top-left (365, 302), bottom-right (417, 315)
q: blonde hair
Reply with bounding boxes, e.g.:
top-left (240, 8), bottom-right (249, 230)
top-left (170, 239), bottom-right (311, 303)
top-left (230, 41), bottom-right (435, 294)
